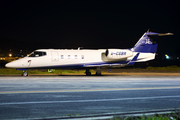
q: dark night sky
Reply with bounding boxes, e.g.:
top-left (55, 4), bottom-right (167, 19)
top-left (0, 0), bottom-right (179, 55)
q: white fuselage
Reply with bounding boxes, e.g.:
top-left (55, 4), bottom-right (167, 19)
top-left (5, 49), bottom-right (155, 69)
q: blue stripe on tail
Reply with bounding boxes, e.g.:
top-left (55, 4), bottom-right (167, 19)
top-left (127, 53), bottom-right (140, 65)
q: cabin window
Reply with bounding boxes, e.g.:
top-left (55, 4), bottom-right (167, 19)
top-left (29, 51), bottom-right (46, 57)
top-left (68, 55), bottom-right (70, 59)
top-left (81, 55), bottom-right (84, 59)
top-left (75, 55), bottom-right (77, 59)
top-left (61, 55), bottom-right (64, 59)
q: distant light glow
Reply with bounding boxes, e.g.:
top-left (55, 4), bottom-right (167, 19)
top-left (165, 54), bottom-right (169, 59)
top-left (9, 54), bottom-right (12, 57)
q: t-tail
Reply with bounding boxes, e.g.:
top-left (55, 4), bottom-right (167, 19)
top-left (130, 31), bottom-right (173, 62)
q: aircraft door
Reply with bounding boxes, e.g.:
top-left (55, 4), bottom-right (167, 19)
top-left (51, 51), bottom-right (59, 62)
top-left (27, 60), bottom-right (31, 67)
top-left (18, 59), bottom-right (31, 68)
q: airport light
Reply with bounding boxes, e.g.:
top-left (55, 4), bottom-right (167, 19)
top-left (165, 54), bottom-right (169, 59)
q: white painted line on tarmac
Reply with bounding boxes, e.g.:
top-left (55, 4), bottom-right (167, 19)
top-left (1, 86), bottom-right (180, 94)
top-left (0, 95), bottom-right (180, 106)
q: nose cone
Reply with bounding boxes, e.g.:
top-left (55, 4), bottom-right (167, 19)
top-left (5, 62), bottom-right (13, 68)
top-left (5, 58), bottom-right (29, 68)
top-left (5, 62), bottom-right (17, 68)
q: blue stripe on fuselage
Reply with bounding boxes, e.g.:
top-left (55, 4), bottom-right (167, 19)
top-left (16, 60), bottom-right (130, 69)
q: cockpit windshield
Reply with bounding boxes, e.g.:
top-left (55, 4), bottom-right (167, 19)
top-left (28, 51), bottom-right (46, 57)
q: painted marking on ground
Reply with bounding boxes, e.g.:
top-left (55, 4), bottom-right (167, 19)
top-left (0, 86), bottom-right (180, 94)
top-left (0, 95), bottom-right (180, 105)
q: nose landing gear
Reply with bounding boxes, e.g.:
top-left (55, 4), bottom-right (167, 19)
top-left (22, 71), bottom-right (28, 76)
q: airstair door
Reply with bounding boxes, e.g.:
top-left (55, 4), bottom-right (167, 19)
top-left (28, 60), bottom-right (31, 67)
top-left (51, 51), bottom-right (59, 62)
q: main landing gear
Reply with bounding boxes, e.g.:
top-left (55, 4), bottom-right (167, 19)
top-left (85, 67), bottom-right (102, 76)
top-left (22, 71), bottom-right (28, 76)
top-left (96, 67), bottom-right (101, 76)
top-left (85, 69), bottom-right (91, 76)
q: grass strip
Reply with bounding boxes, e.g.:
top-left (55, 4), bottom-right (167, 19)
top-left (145, 65), bottom-right (180, 71)
top-left (0, 69), bottom-right (97, 75)
top-left (108, 111), bottom-right (180, 120)
top-left (1, 66), bottom-right (180, 75)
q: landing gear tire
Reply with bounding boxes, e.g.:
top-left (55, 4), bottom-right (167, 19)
top-left (22, 71), bottom-right (28, 77)
top-left (96, 67), bottom-right (101, 76)
top-left (96, 72), bottom-right (101, 76)
top-left (85, 69), bottom-right (91, 76)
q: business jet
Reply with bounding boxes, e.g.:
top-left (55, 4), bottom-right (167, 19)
top-left (5, 31), bottom-right (173, 76)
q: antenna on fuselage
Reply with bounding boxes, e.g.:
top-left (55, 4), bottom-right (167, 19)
top-left (78, 47), bottom-right (83, 50)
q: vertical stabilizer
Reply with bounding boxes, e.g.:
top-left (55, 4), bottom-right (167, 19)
top-left (131, 32), bottom-right (158, 53)
top-left (131, 32), bottom-right (173, 53)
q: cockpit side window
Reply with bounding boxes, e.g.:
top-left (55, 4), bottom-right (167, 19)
top-left (29, 51), bottom-right (46, 57)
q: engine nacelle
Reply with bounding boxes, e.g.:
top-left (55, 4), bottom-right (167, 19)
top-left (105, 49), bottom-right (133, 60)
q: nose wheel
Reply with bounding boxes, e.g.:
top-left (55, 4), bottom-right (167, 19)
top-left (22, 71), bottom-right (28, 76)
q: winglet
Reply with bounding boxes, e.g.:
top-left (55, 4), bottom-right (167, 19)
top-left (127, 53), bottom-right (140, 65)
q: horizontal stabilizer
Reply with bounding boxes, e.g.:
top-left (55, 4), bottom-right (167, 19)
top-left (147, 33), bottom-right (173, 36)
